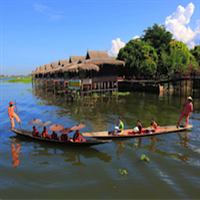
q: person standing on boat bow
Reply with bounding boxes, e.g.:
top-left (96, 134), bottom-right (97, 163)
top-left (177, 96), bottom-right (193, 127)
top-left (8, 101), bottom-right (21, 130)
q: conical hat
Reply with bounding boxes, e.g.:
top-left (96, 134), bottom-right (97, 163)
top-left (38, 121), bottom-right (51, 128)
top-left (28, 119), bottom-right (42, 125)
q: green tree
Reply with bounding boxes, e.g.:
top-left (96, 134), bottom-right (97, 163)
top-left (190, 45), bottom-right (200, 66)
top-left (117, 39), bottom-right (158, 77)
top-left (141, 23), bottom-right (173, 57)
top-left (141, 23), bottom-right (173, 75)
top-left (161, 40), bottom-right (198, 76)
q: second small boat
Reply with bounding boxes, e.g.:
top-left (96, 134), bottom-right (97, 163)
top-left (82, 125), bottom-right (193, 139)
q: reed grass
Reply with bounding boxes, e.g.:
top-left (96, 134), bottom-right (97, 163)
top-left (3, 77), bottom-right (32, 83)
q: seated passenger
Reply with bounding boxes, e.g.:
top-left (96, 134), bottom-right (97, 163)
top-left (115, 117), bottom-right (124, 135)
top-left (73, 130), bottom-right (86, 142)
top-left (134, 120), bottom-right (142, 134)
top-left (42, 127), bottom-right (51, 139)
top-left (32, 126), bottom-right (41, 137)
top-left (150, 117), bottom-right (157, 130)
top-left (61, 134), bottom-right (70, 141)
top-left (51, 131), bottom-right (59, 140)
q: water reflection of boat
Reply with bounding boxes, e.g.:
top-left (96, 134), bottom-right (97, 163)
top-left (8, 128), bottom-right (111, 147)
top-left (10, 138), bottom-right (22, 167)
top-left (82, 125), bottom-right (193, 139)
top-left (26, 141), bottom-right (112, 166)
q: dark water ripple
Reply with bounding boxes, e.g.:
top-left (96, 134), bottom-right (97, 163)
top-left (0, 82), bottom-right (200, 199)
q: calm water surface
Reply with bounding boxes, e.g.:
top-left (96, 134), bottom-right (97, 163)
top-left (0, 82), bottom-right (200, 199)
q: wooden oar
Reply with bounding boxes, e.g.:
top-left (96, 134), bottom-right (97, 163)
top-left (15, 100), bottom-right (21, 130)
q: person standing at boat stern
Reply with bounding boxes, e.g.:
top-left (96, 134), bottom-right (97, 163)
top-left (177, 96), bottom-right (193, 127)
top-left (8, 101), bottom-right (21, 130)
top-left (115, 117), bottom-right (124, 135)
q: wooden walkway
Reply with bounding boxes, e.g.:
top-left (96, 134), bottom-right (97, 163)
top-left (118, 76), bottom-right (200, 84)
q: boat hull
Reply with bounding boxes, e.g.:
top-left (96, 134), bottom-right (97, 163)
top-left (82, 125), bottom-right (193, 139)
top-left (8, 128), bottom-right (111, 147)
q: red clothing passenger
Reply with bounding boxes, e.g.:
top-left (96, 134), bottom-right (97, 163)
top-left (61, 134), bottom-right (70, 141)
top-left (137, 120), bottom-right (142, 134)
top-left (51, 131), bottom-right (59, 140)
top-left (73, 130), bottom-right (86, 142)
top-left (178, 96), bottom-right (193, 127)
top-left (32, 126), bottom-right (40, 137)
top-left (42, 127), bottom-right (51, 139)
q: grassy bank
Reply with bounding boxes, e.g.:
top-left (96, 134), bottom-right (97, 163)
top-left (2, 77), bottom-right (32, 83)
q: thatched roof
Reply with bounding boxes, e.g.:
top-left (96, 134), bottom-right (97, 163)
top-left (58, 59), bottom-right (69, 66)
top-left (37, 65), bottom-right (46, 74)
top-left (50, 67), bottom-right (62, 74)
top-left (38, 65), bottom-right (45, 73)
top-left (65, 64), bottom-right (100, 72)
top-left (69, 56), bottom-right (85, 63)
top-left (29, 70), bottom-right (35, 75)
top-left (34, 67), bottom-right (40, 74)
top-left (51, 62), bottom-right (59, 68)
top-left (109, 56), bottom-right (116, 60)
top-left (45, 64), bottom-right (51, 70)
top-left (86, 51), bottom-right (109, 59)
top-left (60, 63), bottom-right (74, 72)
top-left (83, 58), bottom-right (125, 67)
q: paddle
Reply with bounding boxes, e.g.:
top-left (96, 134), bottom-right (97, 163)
top-left (15, 100), bottom-right (21, 130)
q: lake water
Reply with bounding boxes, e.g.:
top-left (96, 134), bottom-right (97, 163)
top-left (1, 82), bottom-right (200, 199)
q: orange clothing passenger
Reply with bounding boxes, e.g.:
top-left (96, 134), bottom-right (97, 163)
top-left (178, 96), bottom-right (193, 127)
top-left (42, 127), bottom-right (51, 139)
top-left (61, 134), bottom-right (70, 141)
top-left (8, 102), bottom-right (21, 130)
top-left (73, 130), bottom-right (86, 142)
top-left (51, 131), bottom-right (60, 140)
top-left (150, 118), bottom-right (157, 130)
top-left (32, 126), bottom-right (41, 137)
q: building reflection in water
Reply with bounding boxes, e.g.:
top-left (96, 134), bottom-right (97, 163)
top-left (10, 138), bottom-right (22, 167)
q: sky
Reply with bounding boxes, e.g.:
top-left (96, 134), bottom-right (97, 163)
top-left (1, 0), bottom-right (200, 76)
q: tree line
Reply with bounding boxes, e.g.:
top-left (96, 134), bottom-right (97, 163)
top-left (117, 23), bottom-right (200, 78)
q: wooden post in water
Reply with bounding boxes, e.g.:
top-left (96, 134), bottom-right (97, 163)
top-left (167, 75), bottom-right (170, 93)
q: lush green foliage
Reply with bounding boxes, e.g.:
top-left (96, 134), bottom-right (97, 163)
top-left (142, 24), bottom-right (173, 56)
top-left (117, 39), bottom-right (158, 77)
top-left (161, 41), bottom-right (198, 75)
top-left (117, 23), bottom-right (199, 77)
top-left (190, 45), bottom-right (200, 66)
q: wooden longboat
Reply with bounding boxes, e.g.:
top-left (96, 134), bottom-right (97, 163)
top-left (82, 125), bottom-right (193, 139)
top-left (8, 128), bottom-right (111, 147)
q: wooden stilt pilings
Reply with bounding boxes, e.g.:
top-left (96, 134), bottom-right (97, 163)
top-left (33, 77), bottom-right (119, 102)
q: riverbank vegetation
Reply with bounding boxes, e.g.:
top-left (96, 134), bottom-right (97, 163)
top-left (2, 77), bottom-right (32, 83)
top-left (117, 23), bottom-right (200, 78)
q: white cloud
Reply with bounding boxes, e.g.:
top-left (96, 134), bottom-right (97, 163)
top-left (108, 38), bottom-right (125, 56)
top-left (108, 35), bottom-right (140, 56)
top-left (34, 3), bottom-right (63, 21)
top-left (132, 35), bottom-right (139, 40)
top-left (165, 2), bottom-right (200, 49)
top-left (34, 4), bottom-right (50, 12)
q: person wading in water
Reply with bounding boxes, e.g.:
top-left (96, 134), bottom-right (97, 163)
top-left (8, 101), bottom-right (21, 130)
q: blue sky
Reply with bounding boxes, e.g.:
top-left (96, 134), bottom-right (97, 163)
top-left (1, 0), bottom-right (200, 75)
